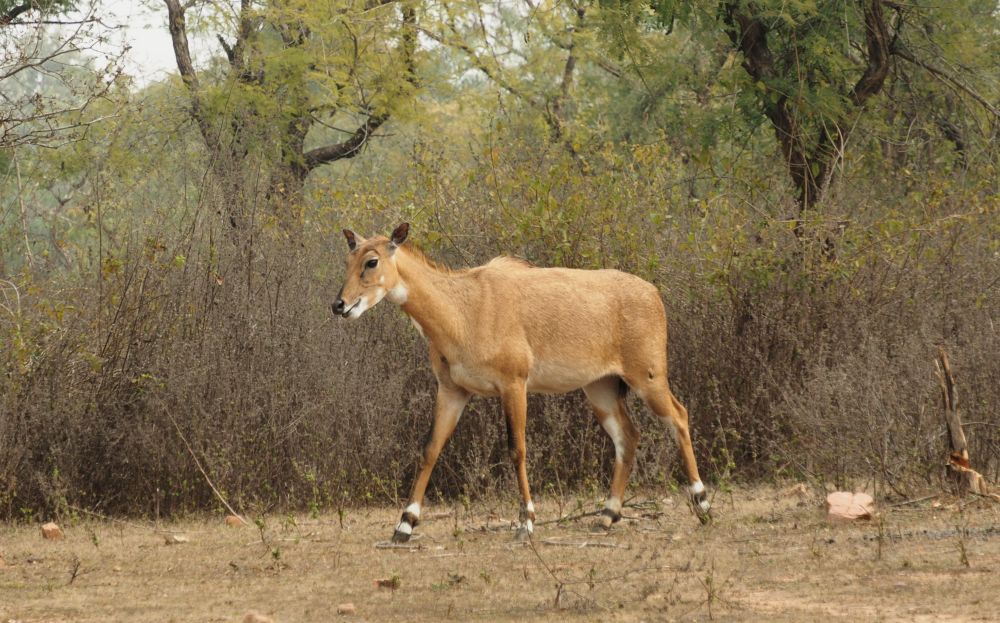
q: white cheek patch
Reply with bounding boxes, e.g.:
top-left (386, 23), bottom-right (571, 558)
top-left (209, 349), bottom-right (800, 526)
top-left (405, 502), bottom-right (421, 519)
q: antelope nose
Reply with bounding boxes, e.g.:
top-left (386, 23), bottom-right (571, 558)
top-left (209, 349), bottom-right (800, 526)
top-left (333, 298), bottom-right (346, 316)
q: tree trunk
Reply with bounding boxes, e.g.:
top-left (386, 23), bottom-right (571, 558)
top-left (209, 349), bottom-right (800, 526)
top-left (935, 348), bottom-right (996, 498)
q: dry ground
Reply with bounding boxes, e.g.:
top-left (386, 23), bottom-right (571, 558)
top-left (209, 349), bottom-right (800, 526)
top-left (2, 485), bottom-right (999, 622)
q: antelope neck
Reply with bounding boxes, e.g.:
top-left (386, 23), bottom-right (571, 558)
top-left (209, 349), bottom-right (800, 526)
top-left (394, 248), bottom-right (470, 349)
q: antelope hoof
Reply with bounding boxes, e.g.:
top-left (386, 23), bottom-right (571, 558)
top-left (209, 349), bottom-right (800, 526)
top-left (691, 496), bottom-right (712, 525)
top-left (514, 526), bottom-right (532, 542)
top-left (591, 509), bottom-right (619, 533)
top-left (391, 529), bottom-right (412, 544)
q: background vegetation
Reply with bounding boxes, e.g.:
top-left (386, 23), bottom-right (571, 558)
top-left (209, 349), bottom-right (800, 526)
top-left (1, 0), bottom-right (998, 520)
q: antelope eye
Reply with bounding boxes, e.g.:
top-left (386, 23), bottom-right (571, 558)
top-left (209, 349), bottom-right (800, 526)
top-left (365, 258), bottom-right (378, 269)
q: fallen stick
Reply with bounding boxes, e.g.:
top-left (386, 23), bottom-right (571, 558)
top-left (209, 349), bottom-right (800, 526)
top-left (374, 541), bottom-right (425, 550)
top-left (889, 495), bottom-right (939, 508)
top-left (536, 497), bottom-right (653, 527)
top-left (540, 538), bottom-right (629, 549)
top-left (164, 410), bottom-right (247, 527)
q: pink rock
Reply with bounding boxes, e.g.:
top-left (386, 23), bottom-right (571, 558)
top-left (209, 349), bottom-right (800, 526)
top-left (826, 491), bottom-right (875, 521)
top-left (41, 522), bottom-right (64, 540)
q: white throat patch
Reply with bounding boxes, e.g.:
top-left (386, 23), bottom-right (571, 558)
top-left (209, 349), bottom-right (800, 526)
top-left (386, 281), bottom-right (408, 304)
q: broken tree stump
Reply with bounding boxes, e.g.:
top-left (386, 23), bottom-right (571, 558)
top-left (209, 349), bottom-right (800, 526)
top-left (935, 348), bottom-right (997, 499)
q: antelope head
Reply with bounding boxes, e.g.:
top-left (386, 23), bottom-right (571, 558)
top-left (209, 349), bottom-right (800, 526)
top-left (333, 223), bottom-right (409, 319)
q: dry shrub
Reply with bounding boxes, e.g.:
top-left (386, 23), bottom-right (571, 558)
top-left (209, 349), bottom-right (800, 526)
top-left (1, 141), bottom-right (998, 519)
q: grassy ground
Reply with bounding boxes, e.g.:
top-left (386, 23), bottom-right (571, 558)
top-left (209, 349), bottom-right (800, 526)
top-left (2, 485), bottom-right (999, 622)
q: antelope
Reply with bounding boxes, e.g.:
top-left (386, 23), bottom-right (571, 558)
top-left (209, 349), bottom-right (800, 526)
top-left (333, 223), bottom-right (711, 542)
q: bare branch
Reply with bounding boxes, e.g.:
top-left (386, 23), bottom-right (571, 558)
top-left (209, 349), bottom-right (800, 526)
top-left (893, 45), bottom-right (1000, 121)
top-left (419, 26), bottom-right (542, 108)
top-left (293, 3), bottom-right (416, 177)
top-left (301, 112), bottom-right (388, 171)
top-left (164, 0), bottom-right (200, 93)
top-left (163, 0), bottom-right (220, 153)
top-left (0, 1), bottom-right (32, 26)
top-left (217, 33), bottom-right (235, 65)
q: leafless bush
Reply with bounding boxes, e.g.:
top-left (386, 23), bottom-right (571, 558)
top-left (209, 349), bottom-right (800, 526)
top-left (1, 142), bottom-right (997, 519)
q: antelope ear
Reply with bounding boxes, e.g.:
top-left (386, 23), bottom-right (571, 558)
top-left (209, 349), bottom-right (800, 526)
top-left (343, 229), bottom-right (365, 251)
top-left (388, 223), bottom-right (409, 251)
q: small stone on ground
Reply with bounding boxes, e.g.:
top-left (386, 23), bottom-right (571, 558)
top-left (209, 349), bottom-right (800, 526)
top-left (41, 522), bottom-right (63, 540)
top-left (826, 491), bottom-right (875, 521)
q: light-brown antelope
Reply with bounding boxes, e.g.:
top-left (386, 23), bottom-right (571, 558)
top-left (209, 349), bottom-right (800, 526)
top-left (333, 223), bottom-right (710, 542)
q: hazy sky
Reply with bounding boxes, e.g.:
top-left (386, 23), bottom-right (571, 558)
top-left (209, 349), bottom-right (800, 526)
top-left (104, 0), bottom-right (212, 86)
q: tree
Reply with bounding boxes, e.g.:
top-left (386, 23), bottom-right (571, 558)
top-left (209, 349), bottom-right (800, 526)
top-left (1, 0), bottom-right (125, 150)
top-left (163, 0), bottom-right (417, 229)
top-left (605, 0), bottom-right (1000, 232)
top-left (420, 0), bottom-right (627, 168)
top-left (721, 1), bottom-right (891, 225)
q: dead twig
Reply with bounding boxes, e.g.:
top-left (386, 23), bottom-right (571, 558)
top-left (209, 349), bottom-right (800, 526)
top-left (889, 495), bottom-right (939, 508)
top-left (67, 555), bottom-right (82, 585)
top-left (164, 410), bottom-right (247, 526)
top-left (535, 509), bottom-right (601, 526)
top-left (540, 538), bottom-right (629, 549)
top-left (535, 496), bottom-right (654, 527)
top-left (374, 541), bottom-right (425, 550)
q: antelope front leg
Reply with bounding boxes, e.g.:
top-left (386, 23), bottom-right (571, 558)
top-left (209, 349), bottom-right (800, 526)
top-left (392, 385), bottom-right (470, 543)
top-left (501, 381), bottom-right (535, 541)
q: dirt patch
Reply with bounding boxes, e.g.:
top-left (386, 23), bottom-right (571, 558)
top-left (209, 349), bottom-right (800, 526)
top-left (2, 486), bottom-right (998, 622)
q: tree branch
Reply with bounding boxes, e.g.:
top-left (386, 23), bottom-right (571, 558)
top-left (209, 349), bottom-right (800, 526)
top-left (545, 4), bottom-right (587, 164)
top-left (217, 33), bottom-right (235, 65)
top-left (294, 2), bottom-right (416, 177)
top-left (0, 1), bottom-right (32, 26)
top-left (419, 25), bottom-right (542, 108)
top-left (301, 112), bottom-right (388, 171)
top-left (893, 45), bottom-right (1000, 120)
top-left (164, 0), bottom-right (200, 93)
top-left (723, 4), bottom-right (809, 209)
top-left (163, 0), bottom-right (219, 153)
top-left (851, 0), bottom-right (892, 106)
